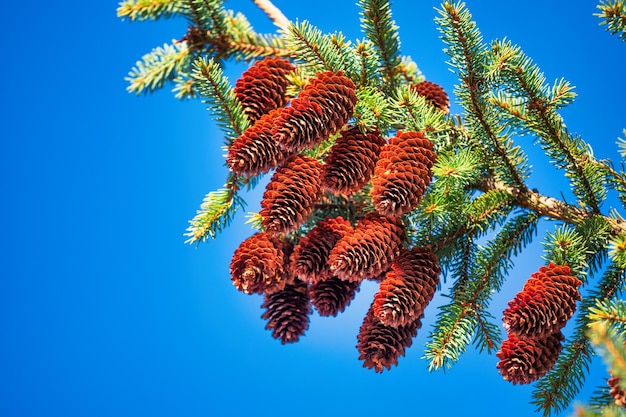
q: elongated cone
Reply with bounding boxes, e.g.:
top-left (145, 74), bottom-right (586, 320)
top-left (609, 375), bottom-right (626, 408)
top-left (411, 80), bottom-right (449, 113)
top-left (322, 126), bottom-right (386, 195)
top-left (260, 154), bottom-right (323, 235)
top-left (356, 303), bottom-right (422, 372)
top-left (503, 263), bottom-right (582, 339)
top-left (234, 57), bottom-right (295, 123)
top-left (371, 131), bottom-right (437, 217)
top-left (273, 71), bottom-right (357, 153)
top-left (327, 213), bottom-right (406, 282)
top-left (229, 232), bottom-right (290, 295)
top-left (291, 216), bottom-right (353, 283)
top-left (309, 277), bottom-right (360, 317)
top-left (373, 247), bottom-right (440, 327)
top-left (496, 331), bottom-right (564, 384)
top-left (226, 109), bottom-right (291, 177)
top-left (261, 279), bottom-right (311, 344)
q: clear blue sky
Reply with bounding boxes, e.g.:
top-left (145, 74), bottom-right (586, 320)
top-left (2, 1), bottom-right (625, 416)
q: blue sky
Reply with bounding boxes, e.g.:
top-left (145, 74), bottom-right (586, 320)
top-left (2, 1), bottom-right (625, 416)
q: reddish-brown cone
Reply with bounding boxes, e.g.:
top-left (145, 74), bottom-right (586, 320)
top-left (322, 126), bottom-right (386, 195)
top-left (261, 279), bottom-right (311, 344)
top-left (260, 154), bottom-right (323, 235)
top-left (291, 216), bottom-right (353, 283)
top-left (273, 71), bottom-right (357, 153)
top-left (226, 109), bottom-right (291, 177)
top-left (496, 331), bottom-right (564, 384)
top-left (234, 57), bottom-right (295, 123)
top-left (309, 277), bottom-right (360, 317)
top-left (356, 303), bottom-right (422, 372)
top-left (609, 375), bottom-right (626, 408)
top-left (371, 131), bottom-right (437, 217)
top-left (503, 263), bottom-right (582, 339)
top-left (411, 80), bottom-right (450, 113)
top-left (372, 247), bottom-right (441, 327)
top-left (229, 232), bottom-right (290, 295)
top-left (327, 213), bottom-right (406, 282)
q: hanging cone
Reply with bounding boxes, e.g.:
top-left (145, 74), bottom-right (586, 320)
top-left (371, 131), bottom-right (437, 217)
top-left (503, 263), bottom-right (582, 339)
top-left (496, 331), bottom-right (564, 384)
top-left (234, 57), bottom-right (295, 123)
top-left (309, 277), bottom-right (360, 317)
top-left (608, 375), bottom-right (626, 408)
top-left (261, 279), bottom-right (312, 344)
top-left (327, 213), bottom-right (406, 282)
top-left (226, 109), bottom-right (291, 177)
top-left (373, 247), bottom-right (441, 327)
top-left (322, 126), bottom-right (386, 195)
top-left (411, 80), bottom-right (449, 113)
top-left (356, 303), bottom-right (422, 373)
top-left (229, 232), bottom-right (291, 295)
top-left (291, 216), bottom-right (353, 283)
top-left (273, 71), bottom-right (357, 153)
top-left (260, 154), bottom-right (323, 235)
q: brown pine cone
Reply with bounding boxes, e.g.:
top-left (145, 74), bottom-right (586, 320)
top-left (261, 279), bottom-right (312, 344)
top-left (234, 57), bottom-right (295, 123)
top-left (273, 71), bottom-right (357, 153)
top-left (327, 213), bottom-right (406, 282)
top-left (260, 154), bottom-right (323, 235)
top-left (496, 331), bottom-right (564, 384)
top-left (291, 216), bottom-right (353, 283)
top-left (309, 277), bottom-right (360, 317)
top-left (371, 131), bottom-right (437, 217)
top-left (411, 80), bottom-right (450, 113)
top-left (229, 232), bottom-right (291, 295)
top-left (322, 126), bottom-right (386, 195)
top-left (503, 263), bottom-right (582, 339)
top-left (609, 375), bottom-right (626, 408)
top-left (373, 247), bottom-right (441, 327)
top-left (356, 303), bottom-right (422, 372)
top-left (226, 109), bottom-right (291, 177)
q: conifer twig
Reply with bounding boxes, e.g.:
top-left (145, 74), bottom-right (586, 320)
top-left (252, 0), bottom-right (290, 32)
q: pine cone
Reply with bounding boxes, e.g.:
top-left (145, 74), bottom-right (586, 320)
top-left (371, 131), bottom-right (437, 217)
top-left (229, 232), bottom-right (290, 295)
top-left (411, 80), bottom-right (449, 113)
top-left (373, 247), bottom-right (441, 327)
top-left (261, 279), bottom-right (311, 344)
top-left (291, 216), bottom-right (353, 283)
top-left (226, 109), bottom-right (291, 177)
top-left (356, 303), bottom-right (422, 372)
top-left (503, 263), bottom-right (582, 339)
top-left (309, 277), bottom-right (360, 317)
top-left (609, 375), bottom-right (626, 408)
top-left (260, 154), bottom-right (323, 235)
top-left (327, 213), bottom-right (406, 282)
top-left (234, 57), bottom-right (295, 123)
top-left (322, 126), bottom-right (386, 195)
top-left (496, 331), bottom-right (564, 384)
top-left (273, 71), bottom-right (357, 153)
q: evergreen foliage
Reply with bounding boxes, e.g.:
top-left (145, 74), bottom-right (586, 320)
top-left (119, 0), bottom-right (626, 414)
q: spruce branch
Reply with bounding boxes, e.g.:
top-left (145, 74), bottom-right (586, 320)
top-left (437, 1), bottom-right (529, 190)
top-left (190, 57), bottom-right (250, 141)
top-left (117, 0), bottom-right (189, 21)
top-left (358, 0), bottom-right (403, 92)
top-left (596, 0), bottom-right (626, 41)
top-left (251, 0), bottom-right (290, 32)
top-left (126, 42), bottom-right (191, 95)
top-left (285, 21), bottom-right (351, 75)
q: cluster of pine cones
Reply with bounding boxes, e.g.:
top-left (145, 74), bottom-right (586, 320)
top-left (496, 263), bottom-right (582, 384)
top-left (226, 57), bottom-right (447, 371)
